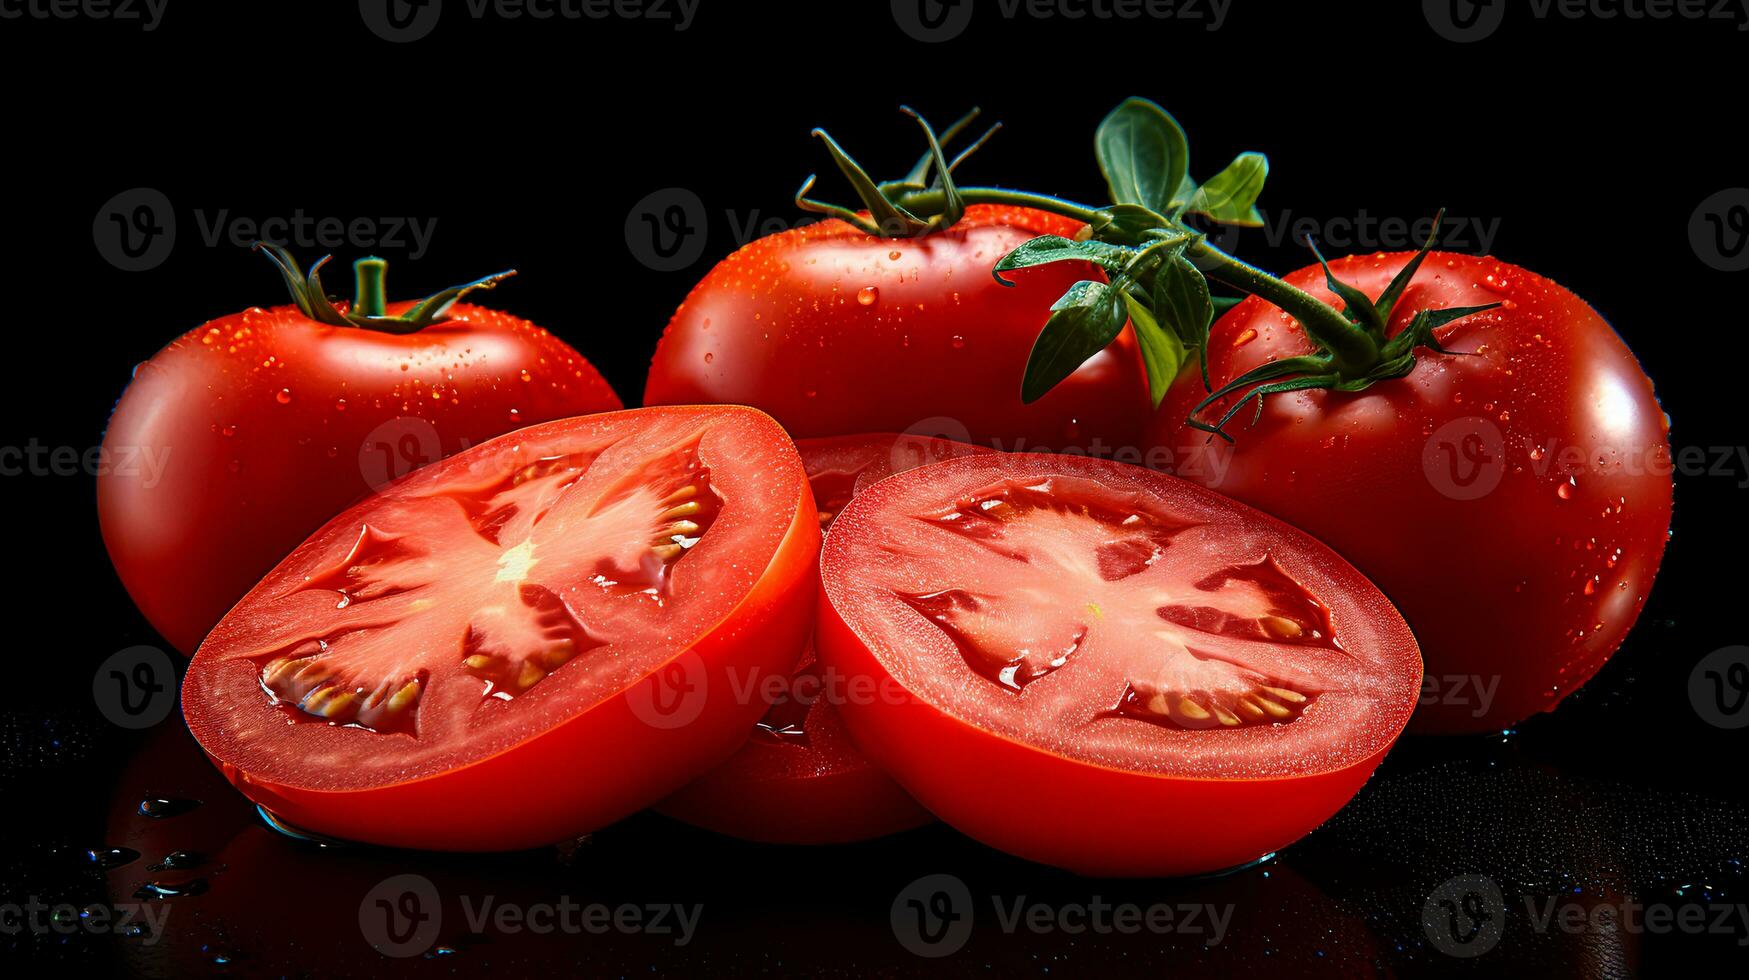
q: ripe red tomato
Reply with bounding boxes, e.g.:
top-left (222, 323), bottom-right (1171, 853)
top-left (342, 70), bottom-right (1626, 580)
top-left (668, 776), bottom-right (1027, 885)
top-left (99, 255), bottom-right (621, 653)
top-left (657, 432), bottom-right (990, 844)
top-left (182, 406), bottom-right (819, 850)
top-left (1151, 252), bottom-right (1673, 734)
top-left (816, 453), bottom-right (1421, 876)
top-left (644, 204), bottom-right (1151, 453)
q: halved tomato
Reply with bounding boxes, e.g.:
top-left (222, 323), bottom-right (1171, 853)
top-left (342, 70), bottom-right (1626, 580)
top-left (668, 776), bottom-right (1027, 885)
top-left (657, 433), bottom-right (988, 844)
top-left (817, 453), bottom-right (1421, 876)
top-left (183, 405), bottom-right (818, 851)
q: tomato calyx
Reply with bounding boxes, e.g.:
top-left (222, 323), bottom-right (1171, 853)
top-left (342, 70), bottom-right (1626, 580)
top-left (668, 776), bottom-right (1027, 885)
top-left (795, 105), bottom-right (1003, 237)
top-left (1182, 220), bottom-right (1501, 440)
top-left (254, 242), bottom-right (516, 335)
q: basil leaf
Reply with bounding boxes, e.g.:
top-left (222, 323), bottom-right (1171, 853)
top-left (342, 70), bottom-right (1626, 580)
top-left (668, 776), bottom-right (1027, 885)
top-left (994, 235), bottom-right (1133, 284)
top-left (1021, 281), bottom-right (1127, 404)
top-left (1095, 98), bottom-right (1189, 215)
top-left (1122, 293), bottom-right (1186, 409)
top-left (1187, 152), bottom-right (1269, 227)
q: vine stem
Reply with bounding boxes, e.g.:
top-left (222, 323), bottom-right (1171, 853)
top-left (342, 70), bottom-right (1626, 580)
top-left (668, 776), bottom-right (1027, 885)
top-left (897, 185), bottom-right (1379, 377)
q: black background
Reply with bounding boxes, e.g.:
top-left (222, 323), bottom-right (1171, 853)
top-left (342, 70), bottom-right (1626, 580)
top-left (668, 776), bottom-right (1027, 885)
top-left (4, 0), bottom-right (1748, 975)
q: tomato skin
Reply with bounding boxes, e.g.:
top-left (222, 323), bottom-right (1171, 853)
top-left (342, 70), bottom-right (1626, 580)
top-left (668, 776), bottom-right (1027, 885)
top-left (644, 205), bottom-right (1150, 453)
top-left (182, 406), bottom-right (819, 851)
top-left (1151, 252), bottom-right (1673, 733)
top-left (816, 453), bottom-right (1421, 877)
top-left (99, 300), bottom-right (621, 653)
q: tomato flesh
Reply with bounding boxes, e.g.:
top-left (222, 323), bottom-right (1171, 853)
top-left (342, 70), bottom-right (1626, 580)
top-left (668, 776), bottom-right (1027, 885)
top-left (183, 406), bottom-right (818, 851)
top-left (817, 454), bottom-right (1420, 876)
top-left (657, 433), bottom-right (989, 844)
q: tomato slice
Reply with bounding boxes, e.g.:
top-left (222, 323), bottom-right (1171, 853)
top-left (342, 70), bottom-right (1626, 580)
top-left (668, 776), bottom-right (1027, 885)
top-left (183, 406), bottom-right (819, 851)
top-left (657, 433), bottom-right (988, 844)
top-left (817, 453), bottom-right (1421, 876)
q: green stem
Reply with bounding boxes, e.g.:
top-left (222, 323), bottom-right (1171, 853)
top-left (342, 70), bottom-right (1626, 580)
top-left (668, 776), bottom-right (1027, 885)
top-left (353, 257), bottom-right (388, 318)
top-left (903, 185), bottom-right (1379, 376)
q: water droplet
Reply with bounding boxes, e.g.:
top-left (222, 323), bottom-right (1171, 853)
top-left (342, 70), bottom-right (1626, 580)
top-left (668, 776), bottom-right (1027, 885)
top-left (856, 286), bottom-right (879, 306)
top-left (508, 408), bottom-right (522, 424)
top-left (1557, 477), bottom-right (1576, 500)
top-left (520, 369), bottom-right (533, 382)
top-left (703, 352), bottom-right (714, 364)
top-left (139, 798), bottom-right (201, 819)
top-left (275, 388), bottom-right (292, 405)
top-left (888, 250), bottom-right (902, 261)
top-left (951, 335), bottom-right (966, 349)
top-left (1233, 328), bottom-right (1258, 347)
top-left (86, 846), bottom-right (141, 870)
top-left (333, 398), bottom-right (347, 412)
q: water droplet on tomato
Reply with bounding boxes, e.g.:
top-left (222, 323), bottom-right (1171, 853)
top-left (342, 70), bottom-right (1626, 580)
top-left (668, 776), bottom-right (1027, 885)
top-left (856, 286), bottom-right (879, 306)
top-left (703, 352), bottom-right (714, 364)
top-left (888, 250), bottom-right (902, 261)
top-left (520, 369), bottom-right (533, 382)
top-left (951, 335), bottom-right (966, 349)
top-left (276, 388), bottom-right (292, 405)
top-left (334, 398), bottom-right (347, 412)
top-left (1557, 478), bottom-right (1576, 500)
top-left (1233, 328), bottom-right (1258, 347)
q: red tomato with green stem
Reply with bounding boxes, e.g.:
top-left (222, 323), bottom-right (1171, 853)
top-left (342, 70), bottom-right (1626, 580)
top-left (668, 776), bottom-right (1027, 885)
top-left (99, 247), bottom-right (621, 653)
top-left (644, 110), bottom-right (1150, 454)
top-left (1152, 251), bottom-right (1672, 733)
top-left (816, 453), bottom-right (1422, 877)
top-left (657, 432), bottom-right (990, 844)
top-left (183, 406), bottom-right (818, 850)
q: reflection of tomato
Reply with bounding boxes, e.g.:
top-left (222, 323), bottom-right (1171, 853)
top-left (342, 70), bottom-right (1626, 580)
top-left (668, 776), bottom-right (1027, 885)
top-left (99, 254), bottom-right (621, 653)
top-left (183, 406), bottom-right (817, 850)
top-left (1151, 253), bottom-right (1673, 733)
top-left (818, 453), bottom-right (1421, 876)
top-left (644, 205), bottom-right (1150, 452)
top-left (659, 433), bottom-right (988, 844)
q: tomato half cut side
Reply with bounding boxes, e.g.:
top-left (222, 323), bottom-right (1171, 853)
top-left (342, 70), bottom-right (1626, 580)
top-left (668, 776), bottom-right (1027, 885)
top-left (183, 405), bottom-right (819, 851)
top-left (657, 433), bottom-right (989, 844)
top-left (817, 453), bottom-right (1422, 876)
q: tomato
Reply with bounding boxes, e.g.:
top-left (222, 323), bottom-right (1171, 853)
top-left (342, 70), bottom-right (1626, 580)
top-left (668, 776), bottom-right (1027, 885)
top-left (1151, 252), bottom-right (1673, 734)
top-left (644, 204), bottom-right (1150, 453)
top-left (182, 405), bottom-right (819, 850)
top-left (816, 453), bottom-right (1421, 876)
top-left (658, 432), bottom-right (989, 844)
top-left (99, 252), bottom-right (621, 653)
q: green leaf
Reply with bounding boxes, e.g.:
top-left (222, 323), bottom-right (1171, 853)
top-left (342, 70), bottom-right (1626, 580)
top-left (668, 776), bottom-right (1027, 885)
top-left (1088, 203), bottom-right (1172, 245)
top-left (994, 235), bottom-right (1133, 284)
top-left (1151, 252), bottom-right (1216, 392)
top-left (1021, 281), bottom-right (1127, 404)
top-left (1122, 293), bottom-right (1186, 409)
top-left (1095, 98), bottom-right (1189, 215)
top-left (1170, 173), bottom-right (1200, 210)
top-left (1186, 152), bottom-right (1269, 227)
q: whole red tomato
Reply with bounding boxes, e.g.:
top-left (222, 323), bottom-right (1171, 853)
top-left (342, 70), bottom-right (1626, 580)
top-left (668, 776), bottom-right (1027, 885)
top-left (1151, 252), bottom-right (1672, 733)
top-left (644, 204), bottom-right (1150, 453)
top-left (99, 250), bottom-right (621, 653)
